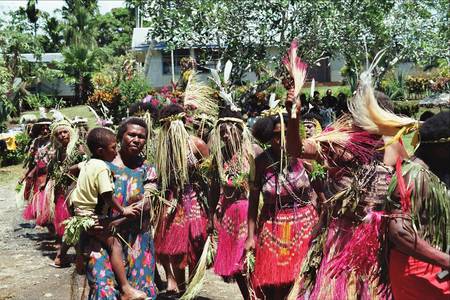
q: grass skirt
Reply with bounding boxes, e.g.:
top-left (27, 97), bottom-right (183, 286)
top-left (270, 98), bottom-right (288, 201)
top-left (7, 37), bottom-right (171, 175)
top-left (252, 204), bottom-right (317, 288)
top-left (308, 218), bottom-right (381, 300)
top-left (53, 193), bottom-right (71, 237)
top-left (22, 173), bottom-right (47, 221)
top-left (155, 185), bottom-right (207, 267)
top-left (213, 196), bottom-right (248, 278)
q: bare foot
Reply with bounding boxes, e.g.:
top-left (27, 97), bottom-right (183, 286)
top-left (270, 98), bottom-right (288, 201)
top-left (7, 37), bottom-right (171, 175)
top-left (166, 276), bottom-right (179, 293)
top-left (120, 286), bottom-right (147, 300)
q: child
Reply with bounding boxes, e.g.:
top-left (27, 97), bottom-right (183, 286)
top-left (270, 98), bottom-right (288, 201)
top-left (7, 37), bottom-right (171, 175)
top-left (70, 127), bottom-right (147, 300)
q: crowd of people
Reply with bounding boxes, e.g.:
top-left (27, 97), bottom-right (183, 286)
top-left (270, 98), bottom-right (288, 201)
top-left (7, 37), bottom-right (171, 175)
top-left (16, 52), bottom-right (449, 300)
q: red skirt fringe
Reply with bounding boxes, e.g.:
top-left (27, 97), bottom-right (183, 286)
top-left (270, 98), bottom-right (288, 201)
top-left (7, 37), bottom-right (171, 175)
top-left (252, 204), bottom-right (317, 288)
top-left (53, 193), bottom-right (70, 237)
top-left (213, 197), bottom-right (248, 278)
top-left (155, 186), bottom-right (207, 264)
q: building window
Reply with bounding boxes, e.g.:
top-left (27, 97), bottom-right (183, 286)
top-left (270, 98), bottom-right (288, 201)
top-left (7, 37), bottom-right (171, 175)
top-left (161, 49), bottom-right (191, 75)
top-left (195, 48), bottom-right (221, 72)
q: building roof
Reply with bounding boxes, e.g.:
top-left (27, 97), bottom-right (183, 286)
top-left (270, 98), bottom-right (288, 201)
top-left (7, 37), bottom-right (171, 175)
top-left (21, 53), bottom-right (64, 63)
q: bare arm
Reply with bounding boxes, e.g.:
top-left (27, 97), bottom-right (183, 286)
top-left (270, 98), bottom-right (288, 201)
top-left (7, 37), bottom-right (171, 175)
top-left (388, 216), bottom-right (450, 269)
top-left (99, 191), bottom-right (139, 218)
top-left (245, 155), bottom-right (264, 251)
top-left (285, 88), bottom-right (302, 158)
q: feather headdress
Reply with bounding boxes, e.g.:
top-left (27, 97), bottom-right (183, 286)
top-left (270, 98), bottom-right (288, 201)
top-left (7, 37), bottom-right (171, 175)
top-left (210, 60), bottom-right (240, 112)
top-left (208, 116), bottom-right (255, 183)
top-left (348, 50), bottom-right (419, 147)
top-left (156, 113), bottom-right (190, 192)
top-left (307, 115), bottom-right (382, 165)
top-left (183, 72), bottom-right (218, 118)
top-left (282, 39), bottom-right (308, 118)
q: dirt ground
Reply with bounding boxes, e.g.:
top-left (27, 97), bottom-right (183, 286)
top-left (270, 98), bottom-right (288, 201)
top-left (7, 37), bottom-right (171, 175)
top-left (0, 165), bottom-right (241, 300)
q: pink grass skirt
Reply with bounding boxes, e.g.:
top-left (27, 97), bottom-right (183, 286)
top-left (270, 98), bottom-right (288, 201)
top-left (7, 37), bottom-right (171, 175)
top-left (155, 185), bottom-right (207, 266)
top-left (308, 218), bottom-right (381, 300)
top-left (252, 204), bottom-right (317, 288)
top-left (213, 197), bottom-right (248, 278)
top-left (53, 193), bottom-right (71, 237)
top-left (22, 173), bottom-right (47, 221)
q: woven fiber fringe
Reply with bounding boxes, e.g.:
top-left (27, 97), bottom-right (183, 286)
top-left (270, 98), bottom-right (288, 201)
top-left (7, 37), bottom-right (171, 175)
top-left (213, 198), bottom-right (248, 277)
top-left (252, 205), bottom-right (317, 289)
top-left (53, 193), bottom-right (71, 237)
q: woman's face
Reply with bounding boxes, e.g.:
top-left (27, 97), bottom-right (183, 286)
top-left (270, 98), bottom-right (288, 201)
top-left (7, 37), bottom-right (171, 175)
top-left (40, 125), bottom-right (50, 137)
top-left (220, 123), bottom-right (242, 148)
top-left (121, 124), bottom-right (147, 155)
top-left (304, 121), bottom-right (317, 138)
top-left (271, 122), bottom-right (284, 152)
top-left (55, 127), bottom-right (70, 147)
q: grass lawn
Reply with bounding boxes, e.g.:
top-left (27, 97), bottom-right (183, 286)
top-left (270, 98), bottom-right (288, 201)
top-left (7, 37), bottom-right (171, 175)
top-left (0, 163), bottom-right (23, 185)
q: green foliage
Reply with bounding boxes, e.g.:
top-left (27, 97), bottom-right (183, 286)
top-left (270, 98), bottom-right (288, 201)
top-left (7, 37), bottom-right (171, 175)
top-left (24, 94), bottom-right (65, 110)
top-left (95, 7), bottom-right (135, 56)
top-left (310, 161), bottom-right (327, 182)
top-left (0, 60), bottom-right (13, 129)
top-left (0, 132), bottom-right (30, 167)
top-left (116, 75), bottom-right (151, 120)
top-left (393, 101), bottom-right (420, 117)
top-left (62, 216), bottom-right (96, 245)
top-left (381, 71), bottom-right (407, 101)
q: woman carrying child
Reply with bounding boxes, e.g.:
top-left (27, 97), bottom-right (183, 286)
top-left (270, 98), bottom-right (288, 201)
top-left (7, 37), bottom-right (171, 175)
top-left (85, 118), bottom-right (157, 300)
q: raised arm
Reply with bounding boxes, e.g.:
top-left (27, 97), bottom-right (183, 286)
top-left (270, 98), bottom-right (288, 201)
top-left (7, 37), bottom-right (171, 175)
top-left (285, 88), bottom-right (302, 158)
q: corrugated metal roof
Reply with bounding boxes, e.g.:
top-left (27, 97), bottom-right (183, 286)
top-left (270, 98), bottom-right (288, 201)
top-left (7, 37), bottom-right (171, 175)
top-left (20, 53), bottom-right (64, 63)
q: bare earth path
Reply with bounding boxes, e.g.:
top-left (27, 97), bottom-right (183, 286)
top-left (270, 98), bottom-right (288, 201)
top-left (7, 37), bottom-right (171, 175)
top-left (0, 165), bottom-right (241, 300)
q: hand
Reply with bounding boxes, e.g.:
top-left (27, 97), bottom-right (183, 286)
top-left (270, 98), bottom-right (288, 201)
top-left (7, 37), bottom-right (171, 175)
top-left (285, 88), bottom-right (295, 108)
top-left (122, 205), bottom-right (140, 218)
top-left (244, 236), bottom-right (255, 252)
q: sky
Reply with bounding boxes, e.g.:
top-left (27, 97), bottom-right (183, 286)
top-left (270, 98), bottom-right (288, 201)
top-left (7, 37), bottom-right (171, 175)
top-left (0, 0), bottom-right (125, 15)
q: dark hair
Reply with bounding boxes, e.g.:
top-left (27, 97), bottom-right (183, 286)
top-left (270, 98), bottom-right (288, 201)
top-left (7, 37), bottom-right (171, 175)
top-left (117, 117), bottom-right (149, 141)
top-left (419, 110), bottom-right (435, 122)
top-left (218, 105), bottom-right (243, 119)
top-left (129, 101), bottom-right (159, 119)
top-left (86, 127), bottom-right (116, 155)
top-left (252, 114), bottom-right (288, 144)
top-left (419, 111), bottom-right (450, 143)
top-left (374, 90), bottom-right (394, 111)
top-left (313, 91), bottom-right (320, 96)
top-left (30, 118), bottom-right (52, 138)
top-left (303, 112), bottom-right (323, 124)
top-left (159, 103), bottom-right (185, 123)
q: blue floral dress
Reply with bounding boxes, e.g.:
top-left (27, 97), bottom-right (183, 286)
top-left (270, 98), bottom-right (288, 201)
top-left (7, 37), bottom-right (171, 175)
top-left (86, 162), bottom-right (157, 300)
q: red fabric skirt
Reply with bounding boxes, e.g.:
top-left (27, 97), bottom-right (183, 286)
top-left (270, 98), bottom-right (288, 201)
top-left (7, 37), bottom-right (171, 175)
top-left (22, 172), bottom-right (47, 221)
top-left (154, 185), bottom-right (207, 268)
top-left (252, 204), bottom-right (318, 288)
top-left (213, 197), bottom-right (248, 278)
top-left (389, 249), bottom-right (450, 300)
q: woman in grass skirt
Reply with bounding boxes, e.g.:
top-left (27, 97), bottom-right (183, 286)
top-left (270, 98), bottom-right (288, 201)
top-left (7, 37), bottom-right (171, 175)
top-left (208, 106), bottom-right (261, 299)
top-left (153, 104), bottom-right (210, 294)
top-left (245, 91), bottom-right (318, 299)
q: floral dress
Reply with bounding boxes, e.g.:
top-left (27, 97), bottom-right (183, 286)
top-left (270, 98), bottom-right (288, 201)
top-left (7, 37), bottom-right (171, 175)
top-left (86, 162), bottom-right (157, 300)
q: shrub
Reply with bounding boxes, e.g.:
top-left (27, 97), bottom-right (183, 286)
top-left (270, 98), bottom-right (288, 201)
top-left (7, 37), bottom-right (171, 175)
top-left (393, 101), bottom-right (419, 117)
top-left (24, 94), bottom-right (65, 110)
top-left (381, 72), bottom-right (406, 101)
top-left (0, 132), bottom-right (30, 167)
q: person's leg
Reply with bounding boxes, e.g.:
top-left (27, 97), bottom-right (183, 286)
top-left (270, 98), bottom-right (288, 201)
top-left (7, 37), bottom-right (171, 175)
top-left (170, 255), bottom-right (187, 291)
top-left (235, 273), bottom-right (250, 300)
top-left (159, 254), bottom-right (179, 292)
top-left (104, 235), bottom-right (146, 299)
top-left (54, 239), bottom-right (70, 266)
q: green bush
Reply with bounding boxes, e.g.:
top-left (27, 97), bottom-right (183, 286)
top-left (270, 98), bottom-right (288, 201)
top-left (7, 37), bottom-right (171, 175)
top-left (24, 94), bottom-right (65, 110)
top-left (393, 101), bottom-right (419, 117)
top-left (381, 72), bottom-right (406, 101)
top-left (0, 132), bottom-right (30, 167)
